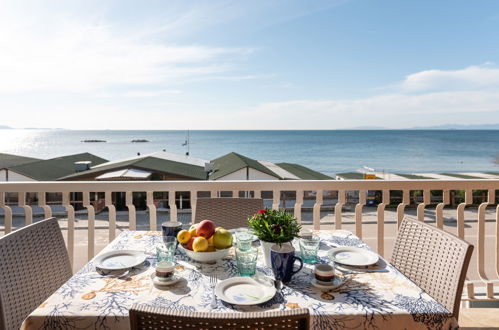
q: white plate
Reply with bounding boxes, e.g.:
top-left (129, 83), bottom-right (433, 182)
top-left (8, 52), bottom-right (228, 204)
top-left (311, 276), bottom-right (344, 290)
top-left (215, 277), bottom-right (276, 305)
top-left (327, 247), bottom-right (379, 267)
top-left (94, 250), bottom-right (147, 271)
top-left (150, 274), bottom-right (181, 286)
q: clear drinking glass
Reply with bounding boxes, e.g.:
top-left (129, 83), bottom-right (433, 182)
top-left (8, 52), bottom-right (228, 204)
top-left (299, 236), bottom-right (320, 264)
top-left (235, 247), bottom-right (258, 277)
top-left (235, 228), bottom-right (253, 251)
top-left (157, 236), bottom-right (177, 262)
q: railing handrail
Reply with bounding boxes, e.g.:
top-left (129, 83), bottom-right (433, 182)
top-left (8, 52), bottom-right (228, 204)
top-left (1, 179), bottom-right (499, 192)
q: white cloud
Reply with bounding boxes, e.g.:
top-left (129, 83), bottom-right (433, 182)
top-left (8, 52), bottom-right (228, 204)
top-left (121, 90), bottom-right (182, 98)
top-left (0, 2), bottom-right (252, 94)
top-left (400, 64), bottom-right (499, 92)
top-left (218, 65), bottom-right (499, 129)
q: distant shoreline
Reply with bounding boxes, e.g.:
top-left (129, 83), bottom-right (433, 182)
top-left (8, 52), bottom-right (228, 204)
top-left (4, 127), bottom-right (499, 131)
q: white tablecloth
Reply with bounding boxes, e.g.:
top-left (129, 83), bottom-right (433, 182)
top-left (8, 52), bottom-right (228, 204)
top-left (22, 230), bottom-right (457, 329)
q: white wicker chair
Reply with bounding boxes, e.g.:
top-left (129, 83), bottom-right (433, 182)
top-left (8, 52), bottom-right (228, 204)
top-left (391, 218), bottom-right (473, 319)
top-left (194, 198), bottom-right (263, 229)
top-left (129, 304), bottom-right (310, 330)
top-left (0, 217), bottom-right (72, 329)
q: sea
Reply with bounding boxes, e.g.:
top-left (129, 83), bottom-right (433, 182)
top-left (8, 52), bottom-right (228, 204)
top-left (0, 129), bottom-right (498, 177)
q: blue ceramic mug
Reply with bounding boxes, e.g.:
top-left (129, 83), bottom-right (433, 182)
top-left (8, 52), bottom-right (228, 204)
top-left (270, 244), bottom-right (304, 283)
top-left (161, 222), bottom-right (182, 247)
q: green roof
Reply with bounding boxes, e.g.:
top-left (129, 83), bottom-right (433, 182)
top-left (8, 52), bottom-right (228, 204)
top-left (209, 152), bottom-right (279, 180)
top-left (396, 173), bottom-right (434, 180)
top-left (9, 153), bottom-right (108, 180)
top-left (276, 163), bottom-right (332, 180)
top-left (60, 156), bottom-right (207, 180)
top-left (440, 173), bottom-right (484, 179)
top-left (335, 172), bottom-right (382, 180)
top-left (0, 153), bottom-right (40, 169)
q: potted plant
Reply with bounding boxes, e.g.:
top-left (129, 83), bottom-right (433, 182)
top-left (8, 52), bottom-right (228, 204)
top-left (248, 208), bottom-right (301, 267)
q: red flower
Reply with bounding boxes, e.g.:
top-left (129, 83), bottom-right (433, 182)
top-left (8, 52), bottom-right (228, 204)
top-left (257, 209), bottom-right (266, 214)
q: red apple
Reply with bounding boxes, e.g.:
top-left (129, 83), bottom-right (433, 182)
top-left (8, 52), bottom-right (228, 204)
top-left (185, 237), bottom-right (195, 251)
top-left (196, 220), bottom-right (216, 239)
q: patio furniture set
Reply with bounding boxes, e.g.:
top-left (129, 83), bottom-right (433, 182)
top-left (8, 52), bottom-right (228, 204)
top-left (0, 198), bottom-right (472, 330)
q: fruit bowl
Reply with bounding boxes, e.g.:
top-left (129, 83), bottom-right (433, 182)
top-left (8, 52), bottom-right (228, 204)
top-left (178, 244), bottom-right (231, 263)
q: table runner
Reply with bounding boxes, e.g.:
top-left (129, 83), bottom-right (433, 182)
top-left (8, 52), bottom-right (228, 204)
top-left (22, 230), bottom-right (457, 330)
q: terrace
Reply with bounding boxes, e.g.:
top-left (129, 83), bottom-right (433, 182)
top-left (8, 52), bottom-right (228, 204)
top-left (1, 179), bottom-right (499, 327)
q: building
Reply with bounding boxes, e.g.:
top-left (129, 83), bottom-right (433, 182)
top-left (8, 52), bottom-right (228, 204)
top-left (60, 151), bottom-right (208, 181)
top-left (209, 152), bottom-right (332, 180)
top-left (2, 152), bottom-right (108, 182)
top-left (0, 153), bottom-right (40, 181)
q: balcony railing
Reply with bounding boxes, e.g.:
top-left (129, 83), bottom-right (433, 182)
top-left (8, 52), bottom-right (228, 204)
top-left (1, 179), bottom-right (498, 302)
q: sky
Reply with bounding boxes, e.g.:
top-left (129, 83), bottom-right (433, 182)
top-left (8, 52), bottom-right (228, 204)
top-left (1, 0), bottom-right (499, 130)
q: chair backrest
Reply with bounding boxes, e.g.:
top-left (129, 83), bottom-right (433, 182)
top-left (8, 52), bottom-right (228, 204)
top-left (0, 218), bottom-right (72, 330)
top-left (194, 198), bottom-right (264, 229)
top-left (390, 218), bottom-right (473, 319)
top-left (129, 304), bottom-right (310, 330)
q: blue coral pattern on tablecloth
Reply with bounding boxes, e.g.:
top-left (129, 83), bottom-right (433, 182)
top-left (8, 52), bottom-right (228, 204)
top-left (23, 230), bottom-right (457, 330)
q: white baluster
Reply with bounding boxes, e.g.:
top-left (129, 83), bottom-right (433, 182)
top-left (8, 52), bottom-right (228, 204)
top-left (0, 192), bottom-right (12, 234)
top-left (105, 191), bottom-right (116, 242)
top-left (62, 192), bottom-right (75, 268)
top-left (497, 204), bottom-right (499, 280)
top-left (168, 190), bottom-right (178, 222)
top-left (38, 192), bottom-right (52, 219)
top-left (355, 190), bottom-right (366, 238)
top-left (190, 191), bottom-right (198, 224)
top-left (313, 190), bottom-right (323, 230)
top-left (83, 191), bottom-right (95, 260)
top-left (146, 191), bottom-right (157, 231)
top-left (397, 190), bottom-right (409, 228)
top-left (417, 189), bottom-right (430, 221)
top-left (457, 189), bottom-right (472, 239)
top-left (126, 191), bottom-right (136, 230)
top-left (335, 190), bottom-right (345, 230)
top-left (294, 190), bottom-right (304, 223)
top-left (18, 192), bottom-right (32, 225)
top-left (272, 190), bottom-right (280, 211)
top-left (457, 189), bottom-right (472, 299)
top-left (377, 190), bottom-right (389, 257)
top-left (435, 190), bottom-right (449, 229)
top-left (477, 189), bottom-right (494, 298)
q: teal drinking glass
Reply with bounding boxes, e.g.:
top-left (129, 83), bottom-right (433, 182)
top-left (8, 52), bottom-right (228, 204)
top-left (235, 228), bottom-right (253, 251)
top-left (157, 236), bottom-right (177, 262)
top-left (235, 247), bottom-right (258, 277)
top-left (299, 236), bottom-right (320, 264)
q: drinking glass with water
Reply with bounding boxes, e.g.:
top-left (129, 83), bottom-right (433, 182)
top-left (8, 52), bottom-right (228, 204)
top-left (235, 228), bottom-right (253, 251)
top-left (157, 236), bottom-right (177, 262)
top-left (299, 236), bottom-right (320, 264)
top-left (235, 247), bottom-right (258, 276)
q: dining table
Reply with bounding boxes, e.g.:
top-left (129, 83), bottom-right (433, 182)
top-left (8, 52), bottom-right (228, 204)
top-left (21, 229), bottom-right (458, 330)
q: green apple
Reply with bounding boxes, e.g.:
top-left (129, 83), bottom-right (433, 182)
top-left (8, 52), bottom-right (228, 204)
top-left (213, 228), bottom-right (232, 249)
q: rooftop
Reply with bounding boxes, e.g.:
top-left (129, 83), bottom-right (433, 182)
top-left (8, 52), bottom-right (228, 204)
top-left (8, 153), bottom-right (108, 181)
top-left (0, 153), bottom-right (40, 169)
top-left (61, 153), bottom-right (208, 180)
